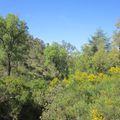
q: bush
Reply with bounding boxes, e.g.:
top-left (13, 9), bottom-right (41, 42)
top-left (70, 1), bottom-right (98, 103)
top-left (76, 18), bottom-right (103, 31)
top-left (41, 70), bottom-right (120, 120)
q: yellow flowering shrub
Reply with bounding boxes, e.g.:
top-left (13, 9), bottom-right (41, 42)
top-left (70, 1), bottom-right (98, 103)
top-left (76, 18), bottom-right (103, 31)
top-left (97, 73), bottom-right (109, 81)
top-left (74, 71), bottom-right (88, 81)
top-left (109, 67), bottom-right (120, 74)
top-left (50, 78), bottom-right (59, 87)
top-left (91, 108), bottom-right (105, 120)
top-left (98, 73), bottom-right (104, 78)
top-left (72, 69), bottom-right (119, 83)
top-left (88, 74), bottom-right (97, 81)
top-left (73, 71), bottom-right (101, 82)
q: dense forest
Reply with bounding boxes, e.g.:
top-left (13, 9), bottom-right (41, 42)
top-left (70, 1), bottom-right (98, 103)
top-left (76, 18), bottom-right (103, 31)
top-left (0, 14), bottom-right (120, 120)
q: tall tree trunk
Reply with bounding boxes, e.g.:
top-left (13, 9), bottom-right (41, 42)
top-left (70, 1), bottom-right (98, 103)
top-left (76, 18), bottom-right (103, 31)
top-left (7, 53), bottom-right (11, 76)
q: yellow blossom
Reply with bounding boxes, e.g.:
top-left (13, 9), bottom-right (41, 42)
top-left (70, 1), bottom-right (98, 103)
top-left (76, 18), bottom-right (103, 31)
top-left (109, 67), bottom-right (120, 74)
top-left (98, 73), bottom-right (104, 78)
top-left (50, 78), bottom-right (59, 87)
top-left (74, 71), bottom-right (88, 81)
top-left (88, 74), bottom-right (97, 81)
top-left (63, 78), bottom-right (71, 85)
top-left (91, 108), bottom-right (105, 120)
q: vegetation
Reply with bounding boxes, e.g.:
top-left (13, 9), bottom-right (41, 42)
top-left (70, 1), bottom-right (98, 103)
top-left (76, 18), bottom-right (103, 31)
top-left (0, 14), bottom-right (120, 120)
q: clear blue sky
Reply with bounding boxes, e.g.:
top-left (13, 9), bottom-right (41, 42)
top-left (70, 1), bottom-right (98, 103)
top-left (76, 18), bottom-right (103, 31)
top-left (0, 0), bottom-right (120, 49)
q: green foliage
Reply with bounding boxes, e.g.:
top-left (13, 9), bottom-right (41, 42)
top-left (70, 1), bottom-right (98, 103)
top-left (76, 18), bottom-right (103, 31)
top-left (92, 50), bottom-right (109, 72)
top-left (42, 70), bottom-right (120, 120)
top-left (44, 43), bottom-right (69, 79)
top-left (0, 76), bottom-right (29, 119)
top-left (0, 14), bottom-right (120, 120)
top-left (89, 29), bottom-right (110, 54)
top-left (0, 14), bottom-right (29, 76)
top-left (0, 76), bottom-right (48, 120)
top-left (21, 36), bottom-right (46, 79)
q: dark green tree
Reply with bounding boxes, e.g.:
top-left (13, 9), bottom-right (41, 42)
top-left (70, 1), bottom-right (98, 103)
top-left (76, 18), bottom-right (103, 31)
top-left (23, 36), bottom-right (45, 79)
top-left (44, 43), bottom-right (68, 79)
top-left (89, 29), bottom-right (110, 54)
top-left (0, 14), bottom-right (29, 76)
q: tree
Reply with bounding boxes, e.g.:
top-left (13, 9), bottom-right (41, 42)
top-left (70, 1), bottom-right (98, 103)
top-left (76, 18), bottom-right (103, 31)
top-left (89, 29), bottom-right (110, 55)
top-left (79, 29), bottom-right (111, 73)
top-left (44, 43), bottom-right (68, 79)
top-left (113, 31), bottom-right (120, 51)
top-left (0, 14), bottom-right (29, 76)
top-left (112, 20), bottom-right (120, 63)
top-left (24, 36), bottom-right (45, 79)
top-left (61, 40), bottom-right (76, 54)
top-left (92, 49), bottom-right (109, 72)
top-left (108, 48), bottom-right (120, 67)
top-left (113, 20), bottom-right (120, 51)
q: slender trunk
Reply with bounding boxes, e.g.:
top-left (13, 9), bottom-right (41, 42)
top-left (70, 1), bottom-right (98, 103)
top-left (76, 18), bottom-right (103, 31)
top-left (7, 53), bottom-right (11, 76)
